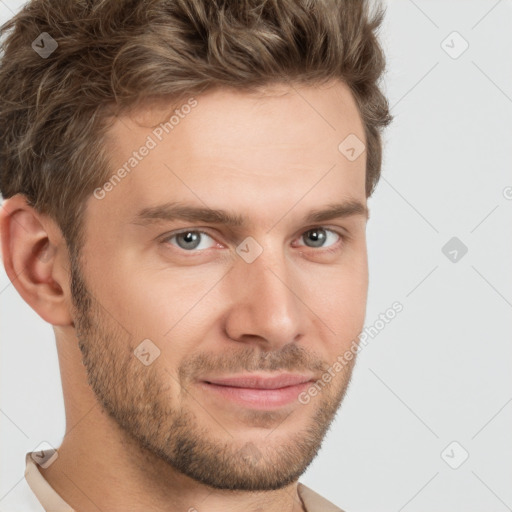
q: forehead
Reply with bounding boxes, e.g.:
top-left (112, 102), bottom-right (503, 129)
top-left (92, 80), bottom-right (367, 229)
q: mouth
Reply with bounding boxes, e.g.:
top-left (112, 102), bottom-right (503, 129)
top-left (198, 373), bottom-right (315, 410)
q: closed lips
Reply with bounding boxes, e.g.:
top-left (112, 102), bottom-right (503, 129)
top-left (203, 374), bottom-right (315, 390)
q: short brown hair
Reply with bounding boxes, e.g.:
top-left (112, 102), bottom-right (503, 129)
top-left (0, 0), bottom-right (392, 256)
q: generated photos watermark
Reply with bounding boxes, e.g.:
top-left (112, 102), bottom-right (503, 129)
top-left (298, 301), bottom-right (403, 405)
top-left (93, 97), bottom-right (198, 200)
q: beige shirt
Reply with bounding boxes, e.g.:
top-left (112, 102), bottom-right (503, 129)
top-left (3, 450), bottom-right (345, 512)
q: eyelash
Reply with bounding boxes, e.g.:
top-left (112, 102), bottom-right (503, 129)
top-left (160, 227), bottom-right (346, 255)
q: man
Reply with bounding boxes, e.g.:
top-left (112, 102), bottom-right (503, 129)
top-left (0, 0), bottom-right (391, 510)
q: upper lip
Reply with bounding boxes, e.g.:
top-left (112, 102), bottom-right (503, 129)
top-left (202, 373), bottom-right (315, 389)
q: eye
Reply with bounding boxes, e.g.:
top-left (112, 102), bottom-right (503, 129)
top-left (295, 227), bottom-right (342, 250)
top-left (162, 230), bottom-right (217, 251)
top-left (160, 226), bottom-right (344, 255)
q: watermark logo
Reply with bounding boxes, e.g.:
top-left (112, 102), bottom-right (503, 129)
top-left (30, 441), bottom-right (59, 468)
top-left (441, 441), bottom-right (469, 469)
top-left (441, 31), bottom-right (469, 60)
top-left (32, 32), bottom-right (58, 58)
top-left (237, 442), bottom-right (263, 467)
top-left (338, 133), bottom-right (365, 162)
top-left (441, 236), bottom-right (468, 263)
top-left (134, 338), bottom-right (161, 366)
top-left (236, 236), bottom-right (264, 263)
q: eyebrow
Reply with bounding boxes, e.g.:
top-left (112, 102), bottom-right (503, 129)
top-left (130, 199), bottom-right (369, 228)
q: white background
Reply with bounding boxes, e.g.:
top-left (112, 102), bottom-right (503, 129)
top-left (1, 1), bottom-right (511, 511)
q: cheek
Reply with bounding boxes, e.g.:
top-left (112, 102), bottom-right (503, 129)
top-left (321, 274), bottom-right (367, 325)
top-left (93, 259), bottom-right (224, 349)
top-left (312, 248), bottom-right (369, 346)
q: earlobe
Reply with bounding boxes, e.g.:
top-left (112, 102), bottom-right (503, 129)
top-left (0, 194), bottom-right (74, 327)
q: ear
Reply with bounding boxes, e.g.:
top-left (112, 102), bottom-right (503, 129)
top-left (0, 194), bottom-right (74, 326)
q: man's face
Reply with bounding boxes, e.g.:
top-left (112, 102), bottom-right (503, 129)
top-left (71, 80), bottom-right (369, 491)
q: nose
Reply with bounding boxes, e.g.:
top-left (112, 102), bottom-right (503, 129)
top-left (223, 243), bottom-right (306, 351)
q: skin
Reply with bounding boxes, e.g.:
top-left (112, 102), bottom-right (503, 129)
top-left (0, 79), bottom-right (369, 512)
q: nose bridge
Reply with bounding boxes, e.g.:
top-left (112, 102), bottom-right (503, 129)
top-left (224, 240), bottom-right (305, 347)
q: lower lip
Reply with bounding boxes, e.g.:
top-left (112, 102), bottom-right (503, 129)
top-left (199, 381), bottom-right (312, 409)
